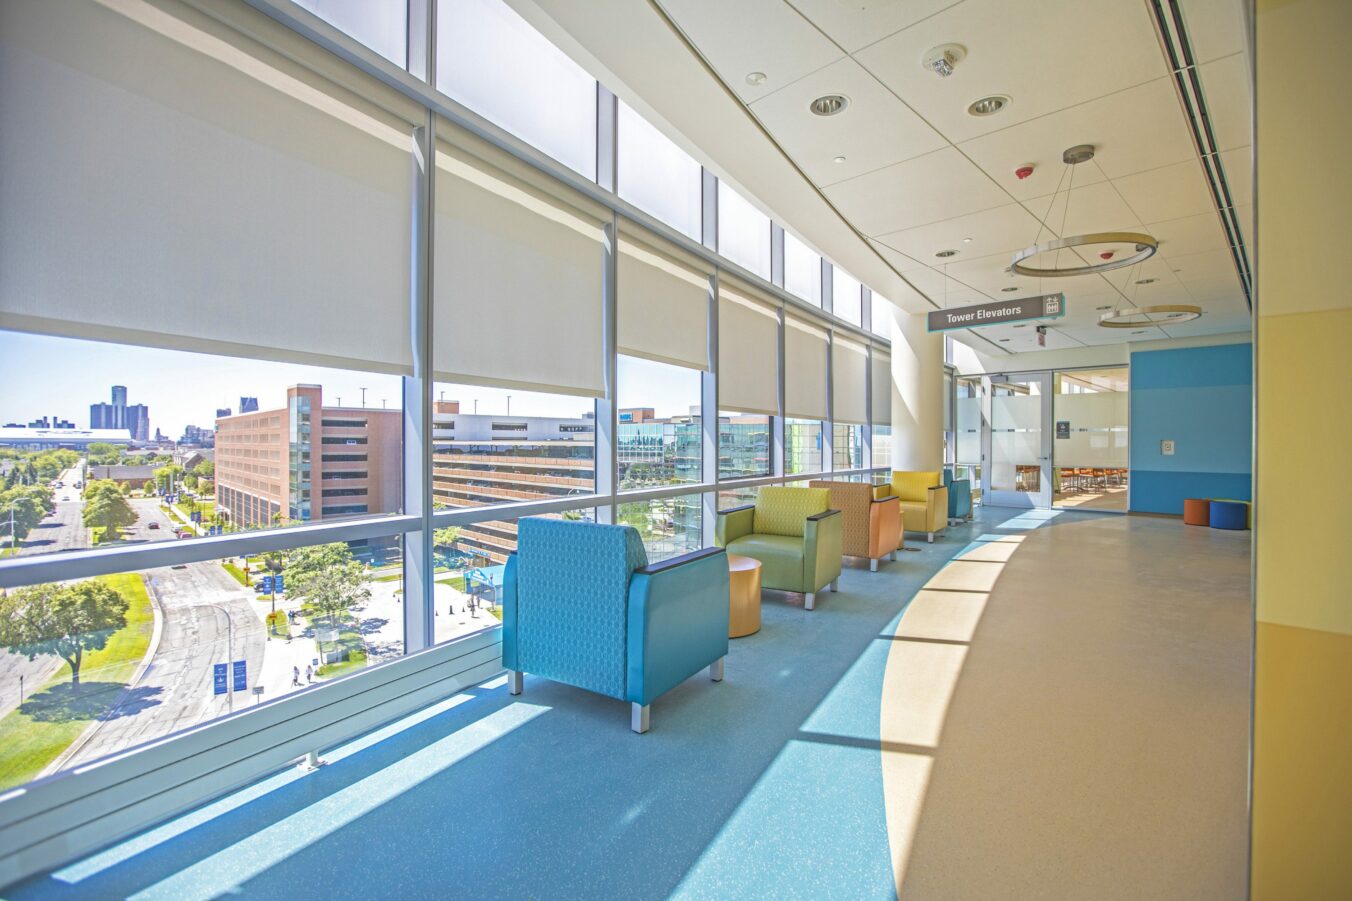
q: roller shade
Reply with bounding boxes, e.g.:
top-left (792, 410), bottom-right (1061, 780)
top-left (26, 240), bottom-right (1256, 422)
top-left (832, 336), bottom-right (869, 424)
top-left (718, 279), bottom-right (780, 416)
top-left (871, 347), bottom-right (892, 425)
top-left (433, 123), bottom-right (608, 396)
top-left (617, 224), bottom-right (711, 370)
top-left (0, 0), bottom-right (416, 374)
top-left (784, 316), bottom-right (828, 421)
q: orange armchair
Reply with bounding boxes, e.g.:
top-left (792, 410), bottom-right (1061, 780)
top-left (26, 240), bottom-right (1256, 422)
top-left (809, 480), bottom-right (902, 572)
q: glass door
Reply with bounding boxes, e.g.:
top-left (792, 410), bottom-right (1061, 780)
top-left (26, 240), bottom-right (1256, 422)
top-left (983, 372), bottom-right (1052, 508)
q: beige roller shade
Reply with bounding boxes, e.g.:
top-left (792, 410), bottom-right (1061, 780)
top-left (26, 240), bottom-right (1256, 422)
top-left (433, 122), bottom-right (608, 397)
top-left (718, 279), bottom-right (780, 416)
top-left (0, 0), bottom-right (417, 374)
top-left (617, 224), bottom-right (711, 370)
top-left (833, 336), bottom-right (869, 424)
top-left (784, 316), bottom-right (828, 421)
top-left (871, 346), bottom-right (892, 425)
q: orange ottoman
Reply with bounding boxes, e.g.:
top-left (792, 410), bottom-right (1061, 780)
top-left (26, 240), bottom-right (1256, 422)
top-left (1183, 498), bottom-right (1210, 526)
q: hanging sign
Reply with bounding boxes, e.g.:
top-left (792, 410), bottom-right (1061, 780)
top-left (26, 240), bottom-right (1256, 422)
top-left (927, 293), bottom-right (1065, 332)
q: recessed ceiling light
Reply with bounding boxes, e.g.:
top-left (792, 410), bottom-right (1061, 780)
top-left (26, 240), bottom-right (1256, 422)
top-left (962, 237), bottom-right (973, 244)
top-left (936, 249), bottom-right (958, 258)
top-left (1096, 305), bottom-right (1113, 311)
top-left (746, 71), bottom-right (767, 86)
top-left (832, 155), bottom-right (847, 164)
top-left (1012, 324), bottom-right (1028, 328)
top-left (967, 95), bottom-right (1010, 117)
top-left (1001, 287), bottom-right (1020, 292)
top-left (1132, 329), bottom-right (1149, 334)
top-left (1135, 277), bottom-right (1158, 285)
top-left (998, 338), bottom-right (1011, 342)
top-left (810, 94), bottom-right (850, 117)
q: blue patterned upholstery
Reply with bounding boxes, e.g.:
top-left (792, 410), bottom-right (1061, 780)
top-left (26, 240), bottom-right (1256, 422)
top-left (514, 518), bottom-right (647, 700)
top-left (503, 519), bottom-right (729, 728)
top-left (944, 469), bottom-right (972, 521)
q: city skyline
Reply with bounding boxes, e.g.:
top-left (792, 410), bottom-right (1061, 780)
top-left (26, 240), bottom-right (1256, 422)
top-left (2, 333), bottom-right (706, 440)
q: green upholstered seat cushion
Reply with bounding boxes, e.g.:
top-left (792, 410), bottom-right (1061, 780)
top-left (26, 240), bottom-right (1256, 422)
top-left (753, 486), bottom-right (829, 537)
top-left (725, 534), bottom-right (805, 591)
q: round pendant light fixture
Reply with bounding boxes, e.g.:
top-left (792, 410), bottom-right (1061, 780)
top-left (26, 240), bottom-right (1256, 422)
top-left (1009, 145), bottom-right (1160, 278)
top-left (1098, 304), bottom-right (1203, 328)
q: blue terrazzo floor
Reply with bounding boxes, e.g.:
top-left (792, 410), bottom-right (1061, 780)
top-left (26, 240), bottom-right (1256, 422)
top-left (9, 507), bottom-right (1070, 901)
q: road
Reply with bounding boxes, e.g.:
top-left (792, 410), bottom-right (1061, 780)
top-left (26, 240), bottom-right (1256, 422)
top-left (13, 466), bottom-right (86, 557)
top-left (51, 561), bottom-right (265, 771)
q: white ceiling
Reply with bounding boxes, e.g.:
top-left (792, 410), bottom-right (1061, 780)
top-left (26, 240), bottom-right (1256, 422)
top-left (516, 0), bottom-right (1252, 353)
top-left (655, 0), bottom-right (1252, 351)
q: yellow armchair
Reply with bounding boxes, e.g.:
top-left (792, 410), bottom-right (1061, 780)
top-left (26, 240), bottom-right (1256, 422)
top-left (886, 471), bottom-right (949, 543)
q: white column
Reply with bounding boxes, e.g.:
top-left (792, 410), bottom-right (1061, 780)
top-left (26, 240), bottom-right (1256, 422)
top-left (890, 308), bottom-right (944, 472)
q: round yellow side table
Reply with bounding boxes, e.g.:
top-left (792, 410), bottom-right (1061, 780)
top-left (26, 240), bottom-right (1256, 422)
top-left (727, 553), bottom-right (763, 638)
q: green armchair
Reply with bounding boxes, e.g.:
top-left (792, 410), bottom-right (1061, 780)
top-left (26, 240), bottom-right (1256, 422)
top-left (714, 486), bottom-right (843, 611)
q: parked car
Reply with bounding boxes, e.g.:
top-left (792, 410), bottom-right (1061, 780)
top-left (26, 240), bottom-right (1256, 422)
top-left (148, 522), bottom-right (160, 530)
top-left (61, 496), bottom-right (70, 502)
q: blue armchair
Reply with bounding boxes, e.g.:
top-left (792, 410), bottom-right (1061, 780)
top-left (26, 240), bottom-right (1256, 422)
top-left (943, 469), bottom-right (973, 524)
top-left (502, 519), bottom-right (730, 733)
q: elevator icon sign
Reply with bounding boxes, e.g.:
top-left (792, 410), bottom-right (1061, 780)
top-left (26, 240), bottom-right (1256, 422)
top-left (1043, 295), bottom-right (1063, 317)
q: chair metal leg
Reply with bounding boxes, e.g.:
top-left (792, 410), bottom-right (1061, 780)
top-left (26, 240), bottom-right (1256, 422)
top-left (805, 591), bottom-right (816, 611)
top-left (830, 579), bottom-right (838, 592)
top-left (631, 703), bottom-right (650, 734)
top-left (870, 558), bottom-right (879, 572)
top-left (889, 550), bottom-right (897, 561)
top-left (927, 531), bottom-right (935, 543)
top-left (508, 670), bottom-right (523, 695)
top-left (709, 657), bottom-right (724, 682)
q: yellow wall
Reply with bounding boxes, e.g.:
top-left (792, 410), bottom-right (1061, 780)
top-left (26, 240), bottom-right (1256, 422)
top-left (1253, 0), bottom-right (1352, 896)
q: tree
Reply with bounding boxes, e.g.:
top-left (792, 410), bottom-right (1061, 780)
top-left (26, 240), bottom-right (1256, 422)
top-left (85, 442), bottom-right (122, 466)
top-left (82, 480), bottom-right (136, 536)
top-left (193, 461), bottom-right (215, 481)
top-left (3, 466), bottom-right (17, 489)
top-left (433, 526), bottom-right (461, 549)
top-left (0, 580), bottom-right (129, 685)
top-left (153, 465), bottom-right (184, 494)
top-left (286, 543), bottom-right (369, 657)
top-left (0, 492), bottom-right (46, 544)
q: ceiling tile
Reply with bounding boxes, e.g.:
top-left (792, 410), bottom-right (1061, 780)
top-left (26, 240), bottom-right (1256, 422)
top-left (824, 147), bottom-right (1009, 235)
top-left (1155, 309), bottom-right (1252, 339)
top-left (1112, 158), bottom-right (1213, 223)
top-left (1021, 180), bottom-right (1144, 237)
top-left (1197, 53), bottom-right (1251, 152)
top-left (854, 0), bottom-right (1169, 144)
top-left (658, 0), bottom-right (844, 102)
top-left (1177, 0), bottom-right (1249, 64)
top-left (875, 203), bottom-right (1047, 262)
top-left (749, 57), bottom-right (946, 186)
top-left (1233, 203), bottom-right (1252, 246)
top-left (1148, 211), bottom-right (1229, 259)
top-left (1220, 145), bottom-right (1251, 205)
top-left (958, 77), bottom-right (1196, 201)
top-left (786, 0), bottom-right (962, 53)
top-left (869, 239), bottom-right (927, 272)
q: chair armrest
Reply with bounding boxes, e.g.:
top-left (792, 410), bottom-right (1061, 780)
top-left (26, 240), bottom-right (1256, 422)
top-left (627, 548), bottom-right (730, 706)
top-left (804, 509), bottom-right (843, 591)
top-left (872, 484), bottom-right (893, 501)
top-left (501, 553), bottom-right (520, 671)
top-left (634, 546), bottom-right (725, 576)
top-left (870, 495), bottom-right (900, 507)
top-left (715, 505), bottom-right (755, 546)
top-left (927, 485), bottom-right (949, 530)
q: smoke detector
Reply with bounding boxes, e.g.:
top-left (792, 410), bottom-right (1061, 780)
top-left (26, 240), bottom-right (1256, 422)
top-left (923, 44), bottom-right (966, 77)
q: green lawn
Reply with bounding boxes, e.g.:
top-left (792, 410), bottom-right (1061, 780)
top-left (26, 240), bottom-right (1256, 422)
top-left (0, 573), bottom-right (155, 790)
top-left (316, 629), bottom-right (368, 679)
top-left (221, 561), bottom-right (250, 587)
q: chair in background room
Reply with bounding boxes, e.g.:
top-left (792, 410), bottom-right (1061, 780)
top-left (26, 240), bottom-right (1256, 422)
top-left (943, 469), bottom-right (972, 524)
top-left (880, 471), bottom-right (949, 543)
top-left (502, 518), bottom-right (730, 734)
top-left (715, 486), bottom-right (843, 610)
top-left (809, 480), bottom-right (901, 572)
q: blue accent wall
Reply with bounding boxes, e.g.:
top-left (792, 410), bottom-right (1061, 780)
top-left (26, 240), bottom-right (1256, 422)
top-left (1130, 343), bottom-right (1252, 514)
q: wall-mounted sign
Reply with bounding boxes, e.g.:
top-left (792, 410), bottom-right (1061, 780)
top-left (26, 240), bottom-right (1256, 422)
top-left (927, 293), bottom-right (1065, 332)
top-left (1056, 420), bottom-right (1071, 439)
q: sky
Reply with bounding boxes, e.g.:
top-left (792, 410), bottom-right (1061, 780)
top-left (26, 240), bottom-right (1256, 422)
top-left (0, 332), bottom-right (701, 438)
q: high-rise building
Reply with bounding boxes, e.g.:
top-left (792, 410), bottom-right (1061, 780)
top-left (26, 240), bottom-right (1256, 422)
top-left (89, 385), bottom-right (149, 441)
top-left (24, 416), bottom-right (75, 429)
top-left (216, 407), bottom-right (232, 419)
